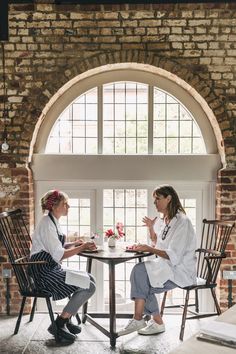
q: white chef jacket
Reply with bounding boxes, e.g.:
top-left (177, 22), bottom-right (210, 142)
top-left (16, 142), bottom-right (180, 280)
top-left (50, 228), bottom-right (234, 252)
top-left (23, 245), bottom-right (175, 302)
top-left (30, 214), bottom-right (65, 263)
top-left (144, 212), bottom-right (197, 288)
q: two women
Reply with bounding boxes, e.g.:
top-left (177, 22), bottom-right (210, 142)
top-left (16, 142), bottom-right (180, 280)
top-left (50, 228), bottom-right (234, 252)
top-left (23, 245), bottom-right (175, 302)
top-left (29, 190), bottom-right (96, 344)
top-left (31, 185), bottom-right (196, 342)
top-left (119, 185), bottom-right (197, 336)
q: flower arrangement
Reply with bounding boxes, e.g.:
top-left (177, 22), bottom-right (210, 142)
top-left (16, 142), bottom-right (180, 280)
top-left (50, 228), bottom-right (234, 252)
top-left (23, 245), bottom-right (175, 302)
top-left (105, 222), bottom-right (125, 240)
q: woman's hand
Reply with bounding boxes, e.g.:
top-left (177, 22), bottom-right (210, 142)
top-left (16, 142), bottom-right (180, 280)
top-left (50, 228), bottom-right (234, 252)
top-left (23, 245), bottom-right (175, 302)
top-left (142, 216), bottom-right (157, 229)
top-left (133, 243), bottom-right (153, 253)
top-left (74, 239), bottom-right (84, 247)
top-left (82, 241), bottom-right (97, 251)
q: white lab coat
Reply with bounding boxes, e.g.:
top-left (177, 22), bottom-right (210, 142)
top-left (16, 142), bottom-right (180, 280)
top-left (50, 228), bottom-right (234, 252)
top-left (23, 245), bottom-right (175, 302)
top-left (144, 212), bottom-right (197, 288)
top-left (30, 214), bottom-right (65, 263)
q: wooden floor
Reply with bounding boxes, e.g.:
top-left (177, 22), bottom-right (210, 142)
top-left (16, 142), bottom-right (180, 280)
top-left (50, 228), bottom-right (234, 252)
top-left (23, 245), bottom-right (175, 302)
top-left (0, 312), bottom-right (211, 354)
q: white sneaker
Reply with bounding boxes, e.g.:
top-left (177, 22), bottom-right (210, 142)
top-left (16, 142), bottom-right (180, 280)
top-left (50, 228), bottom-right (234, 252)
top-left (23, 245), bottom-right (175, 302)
top-left (118, 318), bottom-right (146, 336)
top-left (138, 319), bottom-right (165, 335)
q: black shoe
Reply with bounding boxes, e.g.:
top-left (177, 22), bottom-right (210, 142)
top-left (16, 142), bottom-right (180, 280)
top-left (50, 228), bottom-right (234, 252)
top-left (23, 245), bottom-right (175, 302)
top-left (66, 318), bottom-right (81, 335)
top-left (48, 316), bottom-right (76, 343)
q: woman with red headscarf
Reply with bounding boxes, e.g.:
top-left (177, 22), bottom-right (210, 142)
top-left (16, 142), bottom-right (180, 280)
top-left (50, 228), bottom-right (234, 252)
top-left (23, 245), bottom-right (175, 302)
top-left (29, 190), bottom-right (96, 344)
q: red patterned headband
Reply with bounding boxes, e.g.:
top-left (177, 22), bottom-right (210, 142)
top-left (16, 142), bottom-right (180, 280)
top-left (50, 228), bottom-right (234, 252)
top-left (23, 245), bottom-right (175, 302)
top-left (45, 190), bottom-right (60, 211)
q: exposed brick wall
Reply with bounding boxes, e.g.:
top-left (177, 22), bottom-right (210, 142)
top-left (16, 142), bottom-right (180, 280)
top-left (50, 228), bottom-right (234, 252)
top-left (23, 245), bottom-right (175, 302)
top-left (216, 168), bottom-right (236, 310)
top-left (0, 1), bottom-right (236, 314)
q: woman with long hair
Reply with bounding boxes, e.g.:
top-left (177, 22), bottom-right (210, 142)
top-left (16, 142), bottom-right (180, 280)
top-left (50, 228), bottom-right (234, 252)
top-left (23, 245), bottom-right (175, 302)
top-left (119, 185), bottom-right (196, 336)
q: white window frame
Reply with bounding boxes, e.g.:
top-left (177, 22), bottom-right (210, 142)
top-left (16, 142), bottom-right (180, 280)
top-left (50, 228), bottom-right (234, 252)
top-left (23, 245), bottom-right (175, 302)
top-left (31, 64), bottom-right (221, 314)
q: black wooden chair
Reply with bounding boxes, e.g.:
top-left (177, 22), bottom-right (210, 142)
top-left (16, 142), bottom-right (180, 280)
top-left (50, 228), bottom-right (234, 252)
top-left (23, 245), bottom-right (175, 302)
top-left (0, 209), bottom-right (58, 338)
top-left (160, 218), bottom-right (235, 340)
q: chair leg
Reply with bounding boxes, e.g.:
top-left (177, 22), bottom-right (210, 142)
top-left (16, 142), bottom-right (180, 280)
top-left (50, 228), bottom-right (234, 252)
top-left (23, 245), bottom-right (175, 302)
top-left (75, 312), bottom-right (81, 325)
top-left (211, 288), bottom-right (221, 315)
top-left (29, 297), bottom-right (37, 322)
top-left (160, 291), bottom-right (167, 317)
top-left (195, 289), bottom-right (199, 313)
top-left (14, 297), bottom-right (26, 334)
top-left (179, 290), bottom-right (190, 341)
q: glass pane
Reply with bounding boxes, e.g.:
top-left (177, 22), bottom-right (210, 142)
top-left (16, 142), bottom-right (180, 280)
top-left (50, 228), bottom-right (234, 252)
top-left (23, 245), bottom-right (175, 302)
top-left (180, 138), bottom-right (192, 153)
top-left (86, 104), bottom-right (97, 121)
top-left (193, 138), bottom-right (206, 153)
top-left (86, 138), bottom-right (97, 153)
top-left (137, 121), bottom-right (148, 136)
top-left (154, 120), bottom-right (165, 137)
top-left (103, 138), bottom-right (114, 154)
top-left (154, 104), bottom-right (165, 120)
top-left (154, 89), bottom-right (166, 103)
top-left (167, 121), bottom-right (178, 138)
top-left (73, 138), bottom-right (85, 154)
top-left (137, 138), bottom-right (148, 154)
top-left (125, 208), bottom-right (136, 225)
top-left (86, 121), bottom-right (97, 137)
top-left (126, 104), bottom-right (136, 121)
top-left (80, 207), bottom-right (90, 224)
top-left (73, 121), bottom-right (85, 137)
top-left (115, 189), bottom-right (125, 207)
top-left (153, 138), bottom-right (165, 153)
top-left (115, 104), bottom-right (125, 120)
top-left (115, 138), bottom-right (125, 154)
top-left (103, 190), bottom-right (113, 207)
top-left (115, 121), bottom-right (125, 137)
top-left (126, 121), bottom-right (136, 137)
top-left (73, 104), bottom-right (85, 120)
top-left (115, 82), bottom-right (125, 103)
top-left (103, 121), bottom-right (114, 137)
top-left (180, 121), bottom-right (192, 137)
top-left (167, 104), bottom-right (178, 120)
top-left (103, 84), bottom-right (114, 103)
top-left (167, 138), bottom-right (178, 153)
top-left (126, 83), bottom-right (137, 103)
top-left (103, 208), bottom-right (114, 225)
top-left (103, 104), bottom-right (114, 121)
top-left (137, 104), bottom-right (148, 121)
top-left (86, 88), bottom-right (97, 103)
top-left (137, 84), bottom-right (148, 103)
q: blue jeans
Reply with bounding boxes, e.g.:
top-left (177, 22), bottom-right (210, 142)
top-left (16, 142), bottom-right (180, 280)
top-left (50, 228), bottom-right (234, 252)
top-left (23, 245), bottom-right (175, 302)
top-left (130, 262), bottom-right (176, 316)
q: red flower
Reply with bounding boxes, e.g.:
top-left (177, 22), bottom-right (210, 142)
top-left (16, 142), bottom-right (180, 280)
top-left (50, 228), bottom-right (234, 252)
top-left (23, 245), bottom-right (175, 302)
top-left (116, 222), bottom-right (125, 237)
top-left (105, 222), bottom-right (125, 239)
top-left (105, 229), bottom-right (115, 237)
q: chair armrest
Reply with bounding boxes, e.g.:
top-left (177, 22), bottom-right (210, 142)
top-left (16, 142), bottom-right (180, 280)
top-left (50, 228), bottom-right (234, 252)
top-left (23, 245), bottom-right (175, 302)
top-left (196, 248), bottom-right (222, 256)
top-left (205, 254), bottom-right (226, 260)
top-left (13, 260), bottom-right (48, 266)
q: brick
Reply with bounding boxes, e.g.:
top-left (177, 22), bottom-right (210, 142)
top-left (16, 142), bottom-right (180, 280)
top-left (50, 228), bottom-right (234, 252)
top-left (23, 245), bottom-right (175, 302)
top-left (0, 0), bottom-right (236, 317)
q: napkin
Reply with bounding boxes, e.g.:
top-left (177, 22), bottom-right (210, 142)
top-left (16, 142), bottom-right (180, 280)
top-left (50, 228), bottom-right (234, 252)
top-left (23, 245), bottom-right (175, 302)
top-left (65, 269), bottom-right (90, 289)
top-left (200, 320), bottom-right (236, 342)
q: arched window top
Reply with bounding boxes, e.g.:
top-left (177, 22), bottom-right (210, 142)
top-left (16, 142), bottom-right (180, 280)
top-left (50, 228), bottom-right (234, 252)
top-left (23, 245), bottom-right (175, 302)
top-left (45, 81), bottom-right (206, 155)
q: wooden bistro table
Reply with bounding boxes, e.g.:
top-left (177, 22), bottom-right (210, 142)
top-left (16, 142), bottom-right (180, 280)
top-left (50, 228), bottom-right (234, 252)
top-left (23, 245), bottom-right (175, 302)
top-left (80, 242), bottom-right (151, 347)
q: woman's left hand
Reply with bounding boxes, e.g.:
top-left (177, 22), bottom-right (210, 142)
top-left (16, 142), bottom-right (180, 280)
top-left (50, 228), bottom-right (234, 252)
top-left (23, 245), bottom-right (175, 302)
top-left (74, 239), bottom-right (84, 247)
top-left (133, 244), bottom-right (152, 253)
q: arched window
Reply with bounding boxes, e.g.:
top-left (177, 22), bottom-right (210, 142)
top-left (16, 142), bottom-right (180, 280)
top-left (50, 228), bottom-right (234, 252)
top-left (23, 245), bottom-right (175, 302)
top-left (33, 65), bottom-right (220, 315)
top-left (45, 82), bottom-right (206, 155)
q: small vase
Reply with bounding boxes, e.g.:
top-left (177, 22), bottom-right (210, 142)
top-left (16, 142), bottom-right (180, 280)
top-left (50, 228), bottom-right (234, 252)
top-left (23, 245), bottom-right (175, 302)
top-left (108, 237), bottom-right (116, 247)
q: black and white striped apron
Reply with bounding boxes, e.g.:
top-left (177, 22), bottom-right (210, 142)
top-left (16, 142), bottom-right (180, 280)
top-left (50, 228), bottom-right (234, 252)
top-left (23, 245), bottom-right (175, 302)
top-left (29, 213), bottom-right (78, 301)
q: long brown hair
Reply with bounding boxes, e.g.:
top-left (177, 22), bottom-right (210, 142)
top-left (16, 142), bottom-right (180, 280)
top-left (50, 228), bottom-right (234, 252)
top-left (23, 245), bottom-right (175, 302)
top-left (153, 185), bottom-right (185, 220)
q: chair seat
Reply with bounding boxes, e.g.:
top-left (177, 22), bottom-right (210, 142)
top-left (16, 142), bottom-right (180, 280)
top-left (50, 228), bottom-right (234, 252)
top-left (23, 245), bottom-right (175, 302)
top-left (21, 290), bottom-right (52, 298)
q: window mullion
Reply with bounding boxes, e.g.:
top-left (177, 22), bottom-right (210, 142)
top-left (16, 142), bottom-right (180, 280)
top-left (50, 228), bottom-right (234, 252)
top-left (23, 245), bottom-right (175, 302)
top-left (98, 85), bottom-right (103, 154)
top-left (148, 85), bottom-right (153, 154)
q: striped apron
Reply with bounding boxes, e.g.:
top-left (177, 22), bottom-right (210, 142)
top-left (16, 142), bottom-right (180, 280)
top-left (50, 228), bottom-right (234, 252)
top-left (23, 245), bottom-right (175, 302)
top-left (29, 214), bottom-right (78, 301)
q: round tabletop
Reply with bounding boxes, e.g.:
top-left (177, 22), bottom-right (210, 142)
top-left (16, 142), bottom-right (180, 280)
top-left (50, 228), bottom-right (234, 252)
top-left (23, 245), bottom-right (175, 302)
top-left (80, 242), bottom-right (152, 263)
